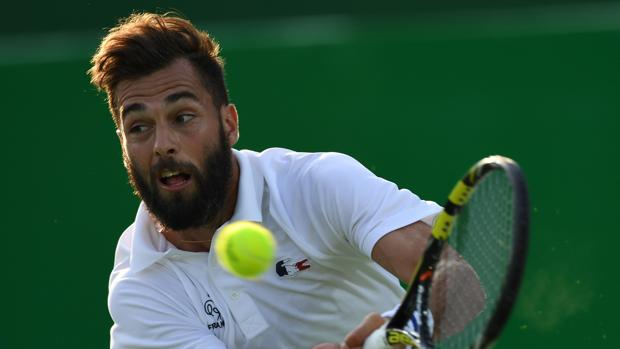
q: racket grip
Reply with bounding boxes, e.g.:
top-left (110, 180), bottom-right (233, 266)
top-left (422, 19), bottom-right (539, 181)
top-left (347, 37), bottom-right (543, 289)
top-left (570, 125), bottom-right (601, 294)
top-left (362, 324), bottom-right (392, 349)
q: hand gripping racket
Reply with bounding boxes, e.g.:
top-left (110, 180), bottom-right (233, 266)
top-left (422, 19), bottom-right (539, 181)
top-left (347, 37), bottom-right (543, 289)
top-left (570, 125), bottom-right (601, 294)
top-left (364, 155), bottom-right (529, 349)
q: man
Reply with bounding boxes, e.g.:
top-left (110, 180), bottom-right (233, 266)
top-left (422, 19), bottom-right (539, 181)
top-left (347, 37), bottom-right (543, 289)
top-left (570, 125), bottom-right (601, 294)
top-left (89, 13), bottom-right (446, 349)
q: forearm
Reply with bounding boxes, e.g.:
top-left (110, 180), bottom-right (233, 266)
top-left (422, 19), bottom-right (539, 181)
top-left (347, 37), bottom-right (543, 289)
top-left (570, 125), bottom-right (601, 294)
top-left (371, 222), bottom-right (485, 339)
top-left (371, 221), bottom-right (432, 283)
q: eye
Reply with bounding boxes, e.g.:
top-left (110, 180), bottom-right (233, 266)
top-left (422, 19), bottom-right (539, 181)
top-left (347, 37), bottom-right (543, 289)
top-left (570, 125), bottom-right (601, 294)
top-left (175, 113), bottom-right (195, 124)
top-left (128, 124), bottom-right (150, 134)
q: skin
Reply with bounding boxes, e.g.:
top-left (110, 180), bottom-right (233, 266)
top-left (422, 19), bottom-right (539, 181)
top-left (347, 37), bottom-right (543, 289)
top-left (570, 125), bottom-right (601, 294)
top-left (114, 57), bottom-right (483, 348)
top-left (115, 58), bottom-right (240, 251)
top-left (312, 313), bottom-right (389, 349)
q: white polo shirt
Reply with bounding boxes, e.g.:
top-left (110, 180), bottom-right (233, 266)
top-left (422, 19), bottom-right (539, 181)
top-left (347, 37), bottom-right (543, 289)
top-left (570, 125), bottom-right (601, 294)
top-left (109, 148), bottom-right (441, 349)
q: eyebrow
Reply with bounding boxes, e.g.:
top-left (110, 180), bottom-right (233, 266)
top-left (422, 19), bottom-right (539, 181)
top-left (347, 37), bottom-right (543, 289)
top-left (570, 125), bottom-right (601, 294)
top-left (165, 91), bottom-right (200, 104)
top-left (120, 91), bottom-right (200, 121)
top-left (120, 103), bottom-right (145, 120)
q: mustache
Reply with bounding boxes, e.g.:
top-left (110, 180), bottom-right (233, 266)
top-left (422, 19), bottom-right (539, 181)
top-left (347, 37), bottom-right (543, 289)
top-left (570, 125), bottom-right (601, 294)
top-left (151, 158), bottom-right (197, 177)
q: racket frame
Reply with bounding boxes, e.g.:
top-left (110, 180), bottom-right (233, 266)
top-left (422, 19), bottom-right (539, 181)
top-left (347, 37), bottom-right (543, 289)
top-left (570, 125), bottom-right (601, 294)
top-left (383, 156), bottom-right (529, 349)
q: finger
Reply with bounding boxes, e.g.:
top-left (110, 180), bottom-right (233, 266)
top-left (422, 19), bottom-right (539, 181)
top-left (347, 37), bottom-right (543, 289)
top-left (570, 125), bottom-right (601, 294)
top-left (344, 312), bottom-right (386, 348)
top-left (311, 343), bottom-right (341, 349)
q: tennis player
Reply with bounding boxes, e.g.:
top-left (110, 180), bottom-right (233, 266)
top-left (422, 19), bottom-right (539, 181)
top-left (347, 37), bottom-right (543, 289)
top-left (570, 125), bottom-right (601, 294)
top-left (89, 13), bottom-right (459, 349)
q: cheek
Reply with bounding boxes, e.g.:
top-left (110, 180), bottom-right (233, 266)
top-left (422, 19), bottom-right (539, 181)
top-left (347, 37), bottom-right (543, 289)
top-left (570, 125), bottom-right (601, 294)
top-left (184, 132), bottom-right (216, 159)
top-left (124, 145), bottom-right (151, 173)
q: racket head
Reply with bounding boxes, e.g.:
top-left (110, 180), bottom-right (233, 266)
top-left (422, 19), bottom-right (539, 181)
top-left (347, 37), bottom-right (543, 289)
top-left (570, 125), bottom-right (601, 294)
top-left (431, 156), bottom-right (529, 348)
top-left (380, 156), bottom-right (529, 349)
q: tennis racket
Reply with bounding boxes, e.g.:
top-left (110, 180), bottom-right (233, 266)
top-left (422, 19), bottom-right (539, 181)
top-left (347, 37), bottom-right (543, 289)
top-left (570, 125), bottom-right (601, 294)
top-left (364, 155), bottom-right (529, 349)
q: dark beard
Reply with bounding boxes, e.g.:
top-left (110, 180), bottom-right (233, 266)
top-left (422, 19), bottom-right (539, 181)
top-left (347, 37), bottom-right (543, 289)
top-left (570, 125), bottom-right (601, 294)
top-left (126, 125), bottom-right (232, 231)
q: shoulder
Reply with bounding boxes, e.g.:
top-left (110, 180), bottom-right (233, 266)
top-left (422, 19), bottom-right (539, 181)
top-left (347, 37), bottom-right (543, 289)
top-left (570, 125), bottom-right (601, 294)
top-left (108, 265), bottom-right (225, 349)
top-left (239, 147), bottom-right (367, 182)
top-left (237, 147), bottom-right (315, 168)
top-left (110, 263), bottom-right (182, 309)
top-left (239, 147), bottom-right (355, 167)
top-left (300, 152), bottom-right (370, 180)
top-left (112, 223), bottom-right (135, 273)
top-left (109, 263), bottom-right (195, 328)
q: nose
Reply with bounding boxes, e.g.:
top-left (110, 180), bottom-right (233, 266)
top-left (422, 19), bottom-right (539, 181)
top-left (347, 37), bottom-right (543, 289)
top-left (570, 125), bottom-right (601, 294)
top-left (153, 125), bottom-right (177, 157)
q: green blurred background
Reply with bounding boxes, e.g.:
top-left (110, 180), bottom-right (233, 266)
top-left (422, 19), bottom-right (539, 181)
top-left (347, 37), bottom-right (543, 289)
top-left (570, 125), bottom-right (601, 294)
top-left (2, 0), bottom-right (618, 347)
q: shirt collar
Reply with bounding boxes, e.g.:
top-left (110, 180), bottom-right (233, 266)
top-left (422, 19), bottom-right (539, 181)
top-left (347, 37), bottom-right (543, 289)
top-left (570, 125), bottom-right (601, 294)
top-left (229, 149), bottom-right (264, 223)
top-left (129, 149), bottom-right (264, 273)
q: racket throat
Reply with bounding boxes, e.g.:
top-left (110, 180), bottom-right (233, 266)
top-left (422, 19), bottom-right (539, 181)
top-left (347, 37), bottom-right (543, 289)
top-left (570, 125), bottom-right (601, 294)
top-left (387, 238), bottom-right (444, 347)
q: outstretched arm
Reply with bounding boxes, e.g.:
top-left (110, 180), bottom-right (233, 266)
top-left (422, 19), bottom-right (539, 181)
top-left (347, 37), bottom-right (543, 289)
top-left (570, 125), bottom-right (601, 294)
top-left (313, 220), bottom-right (485, 349)
top-left (372, 220), bottom-right (486, 339)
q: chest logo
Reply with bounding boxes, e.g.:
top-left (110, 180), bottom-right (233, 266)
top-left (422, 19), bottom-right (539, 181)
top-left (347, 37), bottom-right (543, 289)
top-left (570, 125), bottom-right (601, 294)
top-left (276, 258), bottom-right (311, 277)
top-left (203, 294), bottom-right (225, 331)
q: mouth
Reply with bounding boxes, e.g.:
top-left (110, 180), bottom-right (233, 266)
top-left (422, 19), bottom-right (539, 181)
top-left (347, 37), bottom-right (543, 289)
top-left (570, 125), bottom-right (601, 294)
top-left (158, 169), bottom-right (192, 191)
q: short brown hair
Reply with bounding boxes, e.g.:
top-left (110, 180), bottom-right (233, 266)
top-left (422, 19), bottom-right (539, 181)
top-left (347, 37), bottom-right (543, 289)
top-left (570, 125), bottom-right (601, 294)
top-left (88, 13), bottom-right (229, 126)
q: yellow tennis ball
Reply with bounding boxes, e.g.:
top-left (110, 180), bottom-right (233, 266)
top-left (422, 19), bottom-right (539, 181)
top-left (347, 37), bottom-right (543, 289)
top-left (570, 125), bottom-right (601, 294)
top-left (215, 221), bottom-right (276, 279)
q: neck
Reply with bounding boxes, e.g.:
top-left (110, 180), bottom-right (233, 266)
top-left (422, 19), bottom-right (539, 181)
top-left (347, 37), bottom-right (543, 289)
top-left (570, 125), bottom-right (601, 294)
top-left (160, 155), bottom-right (240, 252)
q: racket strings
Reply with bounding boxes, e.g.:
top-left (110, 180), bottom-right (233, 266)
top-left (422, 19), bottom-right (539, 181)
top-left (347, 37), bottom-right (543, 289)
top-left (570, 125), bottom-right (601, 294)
top-left (431, 170), bottom-right (515, 349)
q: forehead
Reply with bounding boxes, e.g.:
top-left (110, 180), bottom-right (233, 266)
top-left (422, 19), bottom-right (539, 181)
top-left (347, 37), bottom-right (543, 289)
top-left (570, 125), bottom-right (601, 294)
top-left (115, 58), bottom-right (209, 109)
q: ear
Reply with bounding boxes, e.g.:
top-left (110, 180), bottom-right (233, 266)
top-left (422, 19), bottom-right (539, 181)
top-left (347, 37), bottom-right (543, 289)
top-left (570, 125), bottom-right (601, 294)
top-left (220, 104), bottom-right (239, 147)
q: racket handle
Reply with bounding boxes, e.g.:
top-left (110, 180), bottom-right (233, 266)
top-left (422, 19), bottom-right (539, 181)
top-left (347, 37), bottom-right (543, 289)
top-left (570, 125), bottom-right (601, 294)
top-left (363, 324), bottom-right (392, 349)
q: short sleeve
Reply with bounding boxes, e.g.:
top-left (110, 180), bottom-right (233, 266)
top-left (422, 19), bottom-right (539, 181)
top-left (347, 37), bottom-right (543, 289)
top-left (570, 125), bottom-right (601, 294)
top-left (302, 153), bottom-right (442, 257)
top-left (109, 276), bottom-right (227, 349)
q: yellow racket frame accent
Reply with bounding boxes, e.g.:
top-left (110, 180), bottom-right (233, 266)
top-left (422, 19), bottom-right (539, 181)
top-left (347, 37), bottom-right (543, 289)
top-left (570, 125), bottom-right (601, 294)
top-left (448, 180), bottom-right (474, 205)
top-left (432, 211), bottom-right (455, 240)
